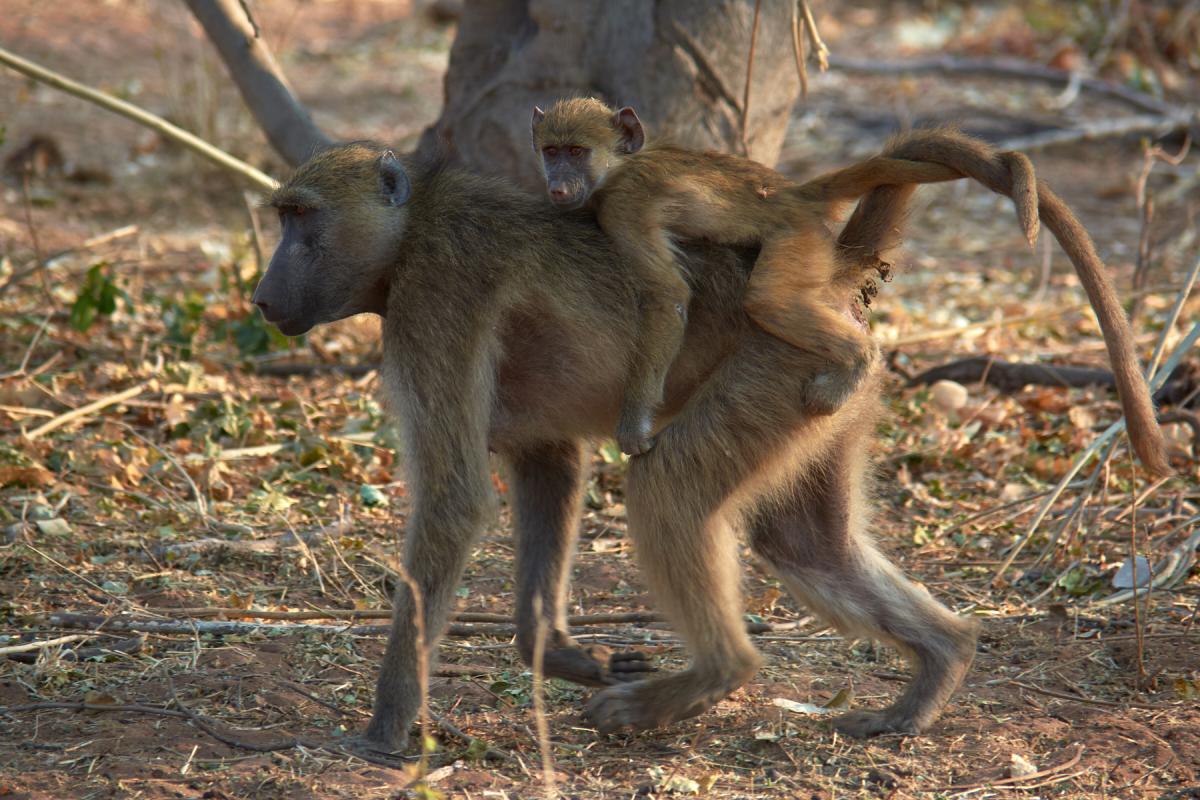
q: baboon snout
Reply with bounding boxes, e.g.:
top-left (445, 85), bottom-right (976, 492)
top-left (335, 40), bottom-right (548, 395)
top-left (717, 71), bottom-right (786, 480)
top-left (548, 182), bottom-right (573, 203)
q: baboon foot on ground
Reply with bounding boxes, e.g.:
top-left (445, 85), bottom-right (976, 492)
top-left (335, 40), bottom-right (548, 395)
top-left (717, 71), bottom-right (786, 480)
top-left (833, 708), bottom-right (923, 738)
top-left (585, 666), bottom-right (754, 733)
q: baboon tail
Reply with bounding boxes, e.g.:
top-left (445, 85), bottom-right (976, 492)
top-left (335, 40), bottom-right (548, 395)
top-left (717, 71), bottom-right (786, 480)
top-left (834, 128), bottom-right (1169, 476)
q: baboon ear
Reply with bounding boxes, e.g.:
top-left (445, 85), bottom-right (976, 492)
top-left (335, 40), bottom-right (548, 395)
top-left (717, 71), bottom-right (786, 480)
top-left (532, 106), bottom-right (546, 127)
top-left (614, 107), bottom-right (645, 154)
top-left (378, 150), bottom-right (412, 207)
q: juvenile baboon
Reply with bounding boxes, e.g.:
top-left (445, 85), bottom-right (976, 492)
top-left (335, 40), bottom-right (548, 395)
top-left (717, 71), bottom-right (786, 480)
top-left (531, 99), bottom-right (1169, 476)
top-left (251, 140), bottom-right (1159, 753)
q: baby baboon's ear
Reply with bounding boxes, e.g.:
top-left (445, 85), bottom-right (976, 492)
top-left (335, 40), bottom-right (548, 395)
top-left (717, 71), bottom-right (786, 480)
top-left (379, 150), bottom-right (412, 207)
top-left (613, 107), bottom-right (645, 154)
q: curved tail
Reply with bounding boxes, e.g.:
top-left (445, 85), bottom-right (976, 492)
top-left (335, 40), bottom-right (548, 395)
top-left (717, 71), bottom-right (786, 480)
top-left (828, 128), bottom-right (1169, 476)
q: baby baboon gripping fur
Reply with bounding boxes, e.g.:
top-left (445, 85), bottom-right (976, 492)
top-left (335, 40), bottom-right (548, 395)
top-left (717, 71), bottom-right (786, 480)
top-left (531, 99), bottom-right (1168, 475)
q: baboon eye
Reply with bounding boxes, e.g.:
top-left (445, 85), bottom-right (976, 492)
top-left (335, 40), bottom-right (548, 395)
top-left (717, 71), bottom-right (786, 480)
top-left (543, 146), bottom-right (559, 158)
top-left (568, 146), bottom-right (585, 157)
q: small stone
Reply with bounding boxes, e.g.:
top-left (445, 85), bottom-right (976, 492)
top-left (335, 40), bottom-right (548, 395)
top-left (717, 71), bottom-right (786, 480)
top-left (930, 380), bottom-right (969, 413)
top-left (34, 518), bottom-right (72, 536)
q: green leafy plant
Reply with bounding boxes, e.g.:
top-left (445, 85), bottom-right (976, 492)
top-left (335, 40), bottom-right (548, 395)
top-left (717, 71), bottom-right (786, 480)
top-left (70, 262), bottom-right (129, 332)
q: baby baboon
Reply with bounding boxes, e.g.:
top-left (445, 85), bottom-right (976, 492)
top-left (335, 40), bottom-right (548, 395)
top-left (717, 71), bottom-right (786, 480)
top-left (531, 99), bottom-right (1168, 475)
top-left (252, 138), bottom-right (1162, 753)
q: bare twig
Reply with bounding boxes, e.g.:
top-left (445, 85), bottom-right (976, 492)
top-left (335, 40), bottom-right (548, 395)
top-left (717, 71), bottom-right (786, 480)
top-left (998, 114), bottom-right (1185, 152)
top-left (153, 607), bottom-right (665, 625)
top-left (24, 383), bottom-right (147, 440)
top-left (0, 634), bottom-right (85, 656)
top-left (531, 595), bottom-right (557, 799)
top-left (167, 673), bottom-right (311, 752)
top-left (993, 321), bottom-right (1200, 583)
top-left (934, 743), bottom-right (1085, 791)
top-left (790, 3), bottom-right (807, 98)
top-left (739, 0), bottom-right (762, 156)
top-left (828, 53), bottom-right (1192, 118)
top-left (0, 701), bottom-right (191, 719)
top-left (0, 45), bottom-right (276, 189)
top-left (797, 0), bottom-right (828, 71)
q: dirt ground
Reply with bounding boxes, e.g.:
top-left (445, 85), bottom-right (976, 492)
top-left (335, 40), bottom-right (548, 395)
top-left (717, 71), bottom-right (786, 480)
top-left (1, 2), bottom-right (1198, 798)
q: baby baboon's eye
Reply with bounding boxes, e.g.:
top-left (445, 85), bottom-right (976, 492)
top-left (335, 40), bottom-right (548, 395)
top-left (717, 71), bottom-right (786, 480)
top-left (543, 146), bottom-right (559, 158)
top-left (568, 146), bottom-right (585, 158)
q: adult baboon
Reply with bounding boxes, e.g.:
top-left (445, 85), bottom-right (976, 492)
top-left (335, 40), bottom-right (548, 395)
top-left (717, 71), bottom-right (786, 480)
top-left (253, 143), bottom-right (979, 751)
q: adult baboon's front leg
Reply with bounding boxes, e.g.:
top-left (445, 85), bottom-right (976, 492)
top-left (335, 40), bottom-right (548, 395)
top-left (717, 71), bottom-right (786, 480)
top-left (363, 348), bottom-right (496, 753)
top-left (363, 487), bottom-right (489, 752)
top-left (509, 441), bottom-right (654, 686)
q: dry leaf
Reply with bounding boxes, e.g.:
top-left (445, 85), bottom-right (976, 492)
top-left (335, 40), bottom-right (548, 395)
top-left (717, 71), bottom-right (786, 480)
top-left (0, 465), bottom-right (54, 488)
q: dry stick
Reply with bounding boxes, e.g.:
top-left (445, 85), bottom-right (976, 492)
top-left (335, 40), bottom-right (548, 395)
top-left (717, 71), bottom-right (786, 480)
top-left (739, 0), bottom-right (762, 157)
top-left (391, 561), bottom-right (433, 780)
top-left (1032, 252), bottom-right (1200, 571)
top-left (157, 607), bottom-right (664, 625)
top-left (0, 312), bottom-right (52, 380)
top-left (934, 743), bottom-right (1085, 791)
top-left (789, 3), bottom-right (807, 98)
top-left (1009, 680), bottom-right (1177, 710)
top-left (827, 53), bottom-right (1189, 117)
top-left (531, 595), bottom-right (557, 800)
top-left (37, 611), bottom-right (789, 639)
top-left (0, 701), bottom-right (191, 720)
top-left (2, 224), bottom-right (142, 297)
top-left (166, 673), bottom-right (311, 753)
top-left (993, 320), bottom-right (1200, 584)
top-left (0, 45), bottom-right (277, 191)
top-left (997, 114), bottom-right (1185, 152)
top-left (24, 383), bottom-right (147, 440)
top-left (1127, 452), bottom-right (1147, 690)
top-left (797, 0), bottom-right (829, 71)
top-left (0, 634), bottom-right (85, 656)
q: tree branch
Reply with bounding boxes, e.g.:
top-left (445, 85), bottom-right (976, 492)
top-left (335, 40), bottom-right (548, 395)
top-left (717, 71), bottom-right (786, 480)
top-left (184, 0), bottom-right (332, 167)
top-left (0, 45), bottom-right (276, 190)
top-left (829, 53), bottom-right (1197, 123)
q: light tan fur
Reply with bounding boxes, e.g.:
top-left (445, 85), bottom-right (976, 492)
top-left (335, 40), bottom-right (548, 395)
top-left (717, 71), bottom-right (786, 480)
top-left (532, 98), bottom-right (1168, 475)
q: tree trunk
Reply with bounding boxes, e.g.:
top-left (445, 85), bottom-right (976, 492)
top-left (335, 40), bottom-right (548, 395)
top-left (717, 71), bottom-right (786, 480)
top-left (422, 0), bottom-right (802, 188)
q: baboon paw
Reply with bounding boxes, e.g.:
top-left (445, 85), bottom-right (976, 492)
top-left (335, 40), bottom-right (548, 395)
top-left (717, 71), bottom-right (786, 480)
top-left (586, 682), bottom-right (655, 733)
top-left (543, 645), bottom-right (656, 687)
top-left (616, 414), bottom-right (656, 456)
top-left (832, 709), bottom-right (921, 738)
top-left (607, 650), bottom-right (657, 683)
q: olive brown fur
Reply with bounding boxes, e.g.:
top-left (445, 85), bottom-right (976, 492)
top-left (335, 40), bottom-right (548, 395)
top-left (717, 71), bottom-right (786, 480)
top-left (252, 135), bottom-right (1157, 753)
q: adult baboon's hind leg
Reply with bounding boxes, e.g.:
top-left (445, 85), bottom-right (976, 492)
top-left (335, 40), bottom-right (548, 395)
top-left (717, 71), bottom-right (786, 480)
top-left (747, 432), bottom-right (979, 736)
top-left (509, 441), bottom-right (654, 686)
top-left (588, 333), bottom-right (856, 734)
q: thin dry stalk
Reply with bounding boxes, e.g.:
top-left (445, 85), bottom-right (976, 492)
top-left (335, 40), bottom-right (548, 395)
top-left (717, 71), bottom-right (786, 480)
top-left (740, 0), bottom-right (762, 156)
top-left (531, 594), bottom-right (557, 799)
top-left (25, 384), bottom-right (147, 440)
top-left (790, 3), bottom-right (807, 98)
top-left (994, 319), bottom-right (1200, 584)
top-left (0, 44), bottom-right (276, 189)
top-left (798, 0), bottom-right (829, 71)
top-left (391, 560), bottom-right (433, 778)
top-left (1127, 454), bottom-right (1147, 690)
top-left (0, 634), bottom-right (85, 656)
